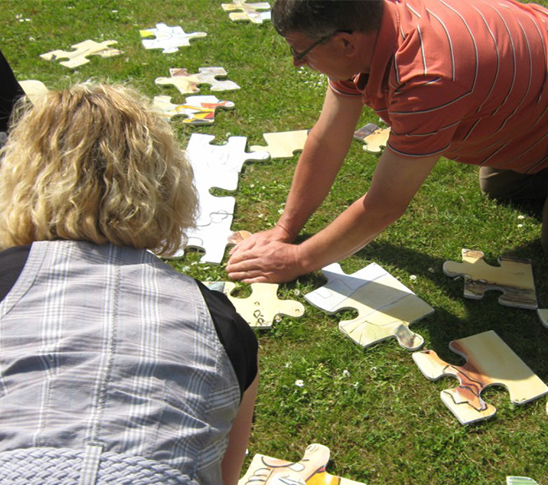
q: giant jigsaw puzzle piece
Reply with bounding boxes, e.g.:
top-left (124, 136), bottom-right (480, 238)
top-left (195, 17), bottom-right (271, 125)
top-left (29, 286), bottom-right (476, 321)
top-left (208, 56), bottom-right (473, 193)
top-left (153, 95), bottom-right (235, 124)
top-left (305, 263), bottom-right (433, 350)
top-left (206, 281), bottom-right (304, 329)
top-left (536, 309), bottom-right (548, 329)
top-left (156, 67), bottom-right (240, 95)
top-left (354, 123), bottom-right (390, 153)
top-left (19, 80), bottom-right (49, 104)
top-left (222, 0), bottom-right (271, 24)
top-left (507, 478), bottom-right (539, 485)
top-left (40, 40), bottom-right (121, 68)
top-left (140, 23), bottom-right (206, 53)
top-left (413, 330), bottom-right (548, 425)
top-left (443, 249), bottom-right (538, 309)
top-left (239, 443), bottom-right (365, 485)
top-left (250, 130), bottom-right (309, 159)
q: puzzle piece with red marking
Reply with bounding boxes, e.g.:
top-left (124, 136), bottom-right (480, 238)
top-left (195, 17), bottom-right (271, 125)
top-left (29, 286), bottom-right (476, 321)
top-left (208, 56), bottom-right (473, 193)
top-left (206, 281), bottom-right (304, 329)
top-left (354, 123), bottom-right (390, 153)
top-left (140, 23), bottom-right (206, 53)
top-left (413, 330), bottom-right (548, 425)
top-left (250, 130), bottom-right (309, 159)
top-left (239, 443), bottom-right (365, 485)
top-left (304, 263), bottom-right (433, 350)
top-left (153, 95), bottom-right (235, 124)
top-left (40, 40), bottom-right (122, 69)
top-left (443, 248), bottom-right (538, 309)
top-left (156, 67), bottom-right (240, 95)
top-left (222, 0), bottom-right (271, 24)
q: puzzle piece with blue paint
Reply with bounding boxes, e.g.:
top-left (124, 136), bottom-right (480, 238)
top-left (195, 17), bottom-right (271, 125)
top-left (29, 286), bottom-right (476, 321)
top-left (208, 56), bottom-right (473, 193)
top-left (140, 23), bottom-right (206, 53)
top-left (156, 67), bottom-right (240, 95)
top-left (222, 0), bottom-right (271, 24)
top-left (304, 263), bottom-right (433, 350)
top-left (413, 330), bottom-right (548, 425)
top-left (40, 40), bottom-right (121, 69)
top-left (153, 95), bottom-right (235, 124)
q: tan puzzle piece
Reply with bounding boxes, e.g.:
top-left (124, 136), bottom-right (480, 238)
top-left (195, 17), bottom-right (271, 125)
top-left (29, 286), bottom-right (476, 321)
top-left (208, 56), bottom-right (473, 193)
top-left (155, 68), bottom-right (201, 94)
top-left (443, 248), bottom-right (538, 309)
top-left (363, 127), bottom-right (390, 153)
top-left (222, 0), bottom-right (271, 24)
top-left (19, 80), bottom-right (49, 104)
top-left (250, 130), bottom-right (309, 159)
top-left (413, 330), bottom-right (548, 425)
top-left (40, 39), bottom-right (121, 68)
top-left (209, 282), bottom-right (304, 329)
top-left (239, 443), bottom-right (365, 485)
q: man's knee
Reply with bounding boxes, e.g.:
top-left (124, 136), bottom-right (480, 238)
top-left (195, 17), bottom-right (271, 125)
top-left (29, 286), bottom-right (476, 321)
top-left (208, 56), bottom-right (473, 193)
top-left (479, 166), bottom-right (548, 201)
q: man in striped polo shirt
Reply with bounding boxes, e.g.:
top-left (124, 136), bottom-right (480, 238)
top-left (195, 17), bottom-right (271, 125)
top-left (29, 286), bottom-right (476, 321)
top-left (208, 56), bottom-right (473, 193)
top-left (227, 0), bottom-right (548, 283)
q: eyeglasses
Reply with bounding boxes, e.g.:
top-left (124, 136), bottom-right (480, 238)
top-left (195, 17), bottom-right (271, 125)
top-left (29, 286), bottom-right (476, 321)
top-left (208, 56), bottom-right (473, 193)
top-left (290, 32), bottom-right (335, 61)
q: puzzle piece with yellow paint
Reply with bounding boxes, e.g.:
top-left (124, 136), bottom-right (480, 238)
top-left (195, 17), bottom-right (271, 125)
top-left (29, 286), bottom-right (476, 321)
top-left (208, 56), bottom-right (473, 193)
top-left (239, 443), bottom-right (365, 485)
top-left (305, 263), bottom-right (433, 350)
top-left (250, 129), bottom-right (309, 159)
top-left (353, 123), bottom-right (390, 153)
top-left (40, 40), bottom-right (122, 69)
top-left (413, 330), bottom-right (548, 425)
top-left (222, 0), bottom-right (271, 24)
top-left (156, 67), bottom-right (240, 95)
top-left (140, 23), bottom-right (206, 53)
top-left (153, 95), bottom-right (235, 124)
top-left (443, 248), bottom-right (538, 309)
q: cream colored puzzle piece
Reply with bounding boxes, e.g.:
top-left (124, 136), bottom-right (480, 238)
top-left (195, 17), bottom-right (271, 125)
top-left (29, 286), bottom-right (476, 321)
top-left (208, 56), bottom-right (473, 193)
top-left (250, 130), bottom-right (309, 159)
top-left (363, 127), bottom-right (390, 153)
top-left (413, 330), bottom-right (548, 425)
top-left (443, 248), bottom-right (537, 309)
top-left (155, 68), bottom-right (201, 95)
top-left (537, 309), bottom-right (548, 329)
top-left (40, 39), bottom-right (121, 68)
top-left (19, 80), bottom-right (49, 104)
top-left (222, 0), bottom-right (271, 24)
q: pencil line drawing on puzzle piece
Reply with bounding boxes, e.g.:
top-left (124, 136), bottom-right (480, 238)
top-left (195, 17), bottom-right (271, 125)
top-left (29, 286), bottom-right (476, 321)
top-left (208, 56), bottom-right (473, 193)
top-left (238, 443), bottom-right (366, 485)
top-left (156, 67), bottom-right (240, 95)
top-left (354, 122), bottom-right (390, 153)
top-left (222, 0), bottom-right (271, 24)
top-left (443, 248), bottom-right (538, 309)
top-left (153, 95), bottom-right (235, 124)
top-left (413, 330), bottom-right (548, 425)
top-left (250, 130), bottom-right (309, 159)
top-left (140, 23), bottom-right (206, 53)
top-left (206, 281), bottom-right (304, 329)
top-left (304, 263), bottom-right (433, 350)
top-left (40, 40), bottom-right (122, 69)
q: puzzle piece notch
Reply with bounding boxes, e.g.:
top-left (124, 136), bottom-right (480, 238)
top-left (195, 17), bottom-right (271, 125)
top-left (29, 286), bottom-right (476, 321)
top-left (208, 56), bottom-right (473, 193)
top-left (238, 443), bottom-right (365, 485)
top-left (222, 0), bottom-right (271, 24)
top-left (156, 67), bottom-right (240, 95)
top-left (152, 95), bottom-right (235, 124)
top-left (413, 330), bottom-right (548, 425)
top-left (207, 281), bottom-right (304, 329)
top-left (250, 130), bottom-right (309, 159)
top-left (40, 40), bottom-right (122, 69)
top-left (443, 248), bottom-right (538, 310)
top-left (305, 263), bottom-right (433, 350)
top-left (140, 23), bottom-right (207, 53)
top-left (353, 123), bottom-right (390, 153)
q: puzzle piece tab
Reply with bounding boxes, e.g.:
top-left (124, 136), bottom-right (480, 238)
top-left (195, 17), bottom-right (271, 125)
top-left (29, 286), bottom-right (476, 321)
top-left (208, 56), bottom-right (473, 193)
top-left (156, 67), bottom-right (240, 95)
top-left (153, 95), bottom-right (234, 124)
top-left (305, 263), bottom-right (433, 350)
top-left (222, 0), bottom-right (271, 24)
top-left (207, 281), bottom-right (304, 329)
top-left (140, 23), bottom-right (206, 53)
top-left (354, 123), bottom-right (390, 153)
top-left (250, 130), bottom-right (309, 159)
top-left (443, 249), bottom-right (538, 309)
top-left (239, 443), bottom-right (365, 485)
top-left (40, 40), bottom-right (121, 69)
top-left (413, 330), bottom-right (548, 425)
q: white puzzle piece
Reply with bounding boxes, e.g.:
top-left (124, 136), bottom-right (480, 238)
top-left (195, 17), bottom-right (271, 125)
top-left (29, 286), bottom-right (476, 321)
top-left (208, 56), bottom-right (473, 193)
top-left (140, 23), bottom-right (206, 53)
top-left (222, 0), bottom-right (271, 24)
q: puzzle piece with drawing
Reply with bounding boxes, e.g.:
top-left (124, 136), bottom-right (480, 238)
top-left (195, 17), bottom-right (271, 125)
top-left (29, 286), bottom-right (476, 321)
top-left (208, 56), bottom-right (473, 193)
top-left (354, 122), bottom-right (390, 153)
top-left (140, 23), bottom-right (206, 53)
top-left (40, 40), bottom-right (121, 69)
top-left (250, 129), bottom-right (309, 159)
top-left (222, 0), bottom-right (271, 24)
top-left (156, 67), bottom-right (240, 95)
top-left (239, 443), bottom-right (365, 485)
top-left (443, 248), bottom-right (538, 309)
top-left (153, 95), bottom-right (235, 124)
top-left (304, 263), bottom-right (433, 350)
top-left (413, 330), bottom-right (548, 425)
top-left (206, 281), bottom-right (304, 329)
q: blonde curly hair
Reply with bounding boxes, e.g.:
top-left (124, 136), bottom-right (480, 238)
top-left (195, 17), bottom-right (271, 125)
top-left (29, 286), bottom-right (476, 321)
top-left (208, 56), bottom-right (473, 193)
top-left (0, 83), bottom-right (197, 256)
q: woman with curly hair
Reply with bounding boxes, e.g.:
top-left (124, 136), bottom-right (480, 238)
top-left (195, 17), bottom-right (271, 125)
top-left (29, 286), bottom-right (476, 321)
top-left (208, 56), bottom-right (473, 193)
top-left (0, 83), bottom-right (258, 485)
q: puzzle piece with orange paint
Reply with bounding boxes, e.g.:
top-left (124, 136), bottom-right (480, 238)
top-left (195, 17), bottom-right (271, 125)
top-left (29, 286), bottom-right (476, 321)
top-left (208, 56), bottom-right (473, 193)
top-left (239, 443), bottom-right (366, 485)
top-left (413, 330), bottom-right (548, 425)
top-left (222, 0), bottom-right (271, 24)
top-left (153, 95), bottom-right (235, 124)
top-left (443, 248), bottom-right (538, 309)
top-left (156, 67), bottom-right (240, 95)
top-left (40, 39), bottom-right (122, 69)
top-left (140, 23), bottom-right (206, 53)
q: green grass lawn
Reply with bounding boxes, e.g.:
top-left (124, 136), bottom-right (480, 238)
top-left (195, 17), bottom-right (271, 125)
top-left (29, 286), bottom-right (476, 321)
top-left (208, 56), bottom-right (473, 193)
top-left (2, 1), bottom-right (548, 483)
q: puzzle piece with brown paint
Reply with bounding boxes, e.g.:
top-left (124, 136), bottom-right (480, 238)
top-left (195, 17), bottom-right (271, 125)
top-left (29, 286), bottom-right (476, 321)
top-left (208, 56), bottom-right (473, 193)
top-left (40, 40), bottom-right (122, 69)
top-left (152, 95), bottom-right (235, 124)
top-left (443, 248), bottom-right (538, 309)
top-left (239, 443), bottom-right (365, 485)
top-left (413, 330), bottom-right (548, 425)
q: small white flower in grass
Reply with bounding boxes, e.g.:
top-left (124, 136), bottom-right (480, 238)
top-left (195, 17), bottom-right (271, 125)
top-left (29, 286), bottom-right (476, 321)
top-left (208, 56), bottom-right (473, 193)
top-left (295, 379), bottom-right (304, 387)
top-left (342, 369), bottom-right (350, 378)
top-left (274, 315), bottom-right (282, 323)
top-left (278, 208), bottom-right (284, 215)
top-left (284, 362), bottom-right (290, 368)
top-left (518, 224), bottom-right (524, 228)
top-left (428, 267), bottom-right (435, 274)
top-left (518, 215), bottom-right (525, 220)
top-left (410, 275), bottom-right (417, 281)
top-left (293, 289), bottom-right (300, 296)
top-left (353, 382), bottom-right (360, 389)
top-left (29, 36), bottom-right (35, 41)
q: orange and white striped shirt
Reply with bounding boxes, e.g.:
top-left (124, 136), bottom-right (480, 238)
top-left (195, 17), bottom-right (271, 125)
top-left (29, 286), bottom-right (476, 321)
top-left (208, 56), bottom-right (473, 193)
top-left (330, 0), bottom-right (548, 173)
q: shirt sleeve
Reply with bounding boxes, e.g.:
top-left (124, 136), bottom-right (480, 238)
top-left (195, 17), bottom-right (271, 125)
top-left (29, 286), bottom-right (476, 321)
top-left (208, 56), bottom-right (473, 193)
top-left (196, 281), bottom-right (258, 396)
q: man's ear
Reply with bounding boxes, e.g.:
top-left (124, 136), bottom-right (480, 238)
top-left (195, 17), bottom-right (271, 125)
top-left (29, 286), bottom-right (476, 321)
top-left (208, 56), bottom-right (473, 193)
top-left (339, 32), bottom-right (357, 57)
